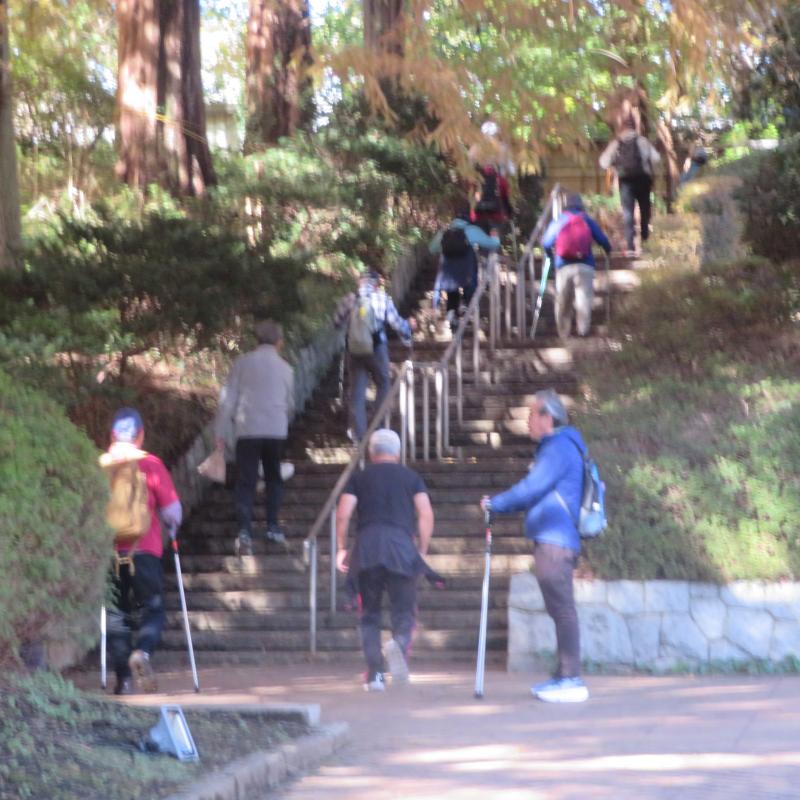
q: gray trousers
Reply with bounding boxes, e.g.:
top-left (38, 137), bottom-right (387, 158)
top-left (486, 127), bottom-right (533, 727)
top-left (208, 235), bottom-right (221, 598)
top-left (555, 263), bottom-right (595, 338)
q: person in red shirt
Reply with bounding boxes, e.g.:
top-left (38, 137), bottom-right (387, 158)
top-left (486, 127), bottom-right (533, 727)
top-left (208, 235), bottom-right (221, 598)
top-left (103, 408), bottom-right (182, 695)
top-left (471, 163), bottom-right (513, 234)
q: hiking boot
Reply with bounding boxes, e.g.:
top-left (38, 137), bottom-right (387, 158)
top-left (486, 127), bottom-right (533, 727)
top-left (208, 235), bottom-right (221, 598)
top-left (113, 677), bottom-right (134, 696)
top-left (128, 650), bottom-right (157, 694)
top-left (265, 525), bottom-right (287, 545)
top-left (383, 639), bottom-right (409, 685)
top-left (235, 530), bottom-right (253, 556)
top-left (533, 676), bottom-right (588, 703)
top-left (364, 672), bottom-right (386, 692)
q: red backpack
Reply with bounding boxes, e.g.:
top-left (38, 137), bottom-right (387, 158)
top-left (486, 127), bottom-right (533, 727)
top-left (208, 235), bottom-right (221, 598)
top-left (554, 213), bottom-right (593, 261)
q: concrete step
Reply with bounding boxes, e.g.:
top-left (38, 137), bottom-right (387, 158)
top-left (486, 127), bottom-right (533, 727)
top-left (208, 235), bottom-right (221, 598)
top-left (166, 606), bottom-right (506, 632)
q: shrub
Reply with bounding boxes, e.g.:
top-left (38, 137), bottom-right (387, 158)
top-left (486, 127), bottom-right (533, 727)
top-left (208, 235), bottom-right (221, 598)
top-left (0, 368), bottom-right (109, 667)
top-left (735, 135), bottom-right (800, 262)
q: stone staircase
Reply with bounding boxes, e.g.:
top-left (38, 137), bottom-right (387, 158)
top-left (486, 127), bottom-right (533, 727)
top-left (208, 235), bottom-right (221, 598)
top-left (159, 248), bottom-right (642, 668)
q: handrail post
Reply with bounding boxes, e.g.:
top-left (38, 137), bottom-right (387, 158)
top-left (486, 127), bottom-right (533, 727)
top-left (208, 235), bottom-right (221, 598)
top-left (443, 365), bottom-right (450, 453)
top-left (456, 342), bottom-right (463, 425)
top-left (517, 259), bottom-right (525, 339)
top-left (435, 367), bottom-right (443, 460)
top-left (473, 298), bottom-right (480, 382)
top-left (308, 538), bottom-right (317, 654)
top-left (407, 363), bottom-right (416, 462)
top-left (423, 367), bottom-right (430, 461)
top-left (400, 368), bottom-right (408, 465)
top-left (329, 506), bottom-right (337, 616)
top-left (504, 258), bottom-right (511, 338)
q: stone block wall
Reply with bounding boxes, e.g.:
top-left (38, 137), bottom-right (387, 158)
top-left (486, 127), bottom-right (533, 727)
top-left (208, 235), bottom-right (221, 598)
top-left (508, 571), bottom-right (800, 672)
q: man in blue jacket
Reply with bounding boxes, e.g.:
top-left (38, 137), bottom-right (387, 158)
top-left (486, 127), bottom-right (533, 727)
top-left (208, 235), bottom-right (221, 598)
top-left (481, 389), bottom-right (589, 703)
top-left (542, 193), bottom-right (611, 339)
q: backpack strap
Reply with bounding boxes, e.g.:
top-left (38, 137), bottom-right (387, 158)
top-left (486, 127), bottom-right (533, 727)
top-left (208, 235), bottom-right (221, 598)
top-left (553, 437), bottom-right (587, 528)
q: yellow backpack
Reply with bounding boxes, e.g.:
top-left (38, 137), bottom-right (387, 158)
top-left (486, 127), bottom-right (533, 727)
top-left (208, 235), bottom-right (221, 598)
top-left (100, 449), bottom-right (152, 566)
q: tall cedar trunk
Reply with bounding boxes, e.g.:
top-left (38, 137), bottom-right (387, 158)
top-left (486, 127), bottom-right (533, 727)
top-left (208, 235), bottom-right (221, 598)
top-left (117, 0), bottom-right (213, 194)
top-left (159, 0), bottom-right (215, 195)
top-left (116, 0), bottom-right (161, 188)
top-left (245, 0), bottom-right (313, 151)
top-left (0, 0), bottom-right (21, 268)
top-left (364, 0), bottom-right (404, 56)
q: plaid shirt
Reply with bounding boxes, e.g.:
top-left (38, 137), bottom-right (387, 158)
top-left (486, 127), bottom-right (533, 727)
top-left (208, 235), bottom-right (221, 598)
top-left (334, 278), bottom-right (412, 347)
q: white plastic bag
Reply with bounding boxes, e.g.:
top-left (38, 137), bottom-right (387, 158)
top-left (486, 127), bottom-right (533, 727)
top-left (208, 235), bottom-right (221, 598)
top-left (197, 449), bottom-right (226, 484)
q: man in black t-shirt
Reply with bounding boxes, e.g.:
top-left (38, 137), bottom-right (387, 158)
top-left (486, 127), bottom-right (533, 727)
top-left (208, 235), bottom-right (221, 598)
top-left (336, 429), bottom-right (435, 691)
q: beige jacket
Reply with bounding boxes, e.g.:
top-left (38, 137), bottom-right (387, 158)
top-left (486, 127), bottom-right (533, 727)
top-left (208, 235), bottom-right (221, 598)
top-left (215, 344), bottom-right (294, 443)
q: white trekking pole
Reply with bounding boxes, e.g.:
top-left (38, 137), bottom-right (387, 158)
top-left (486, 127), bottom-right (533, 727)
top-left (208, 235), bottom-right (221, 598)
top-left (529, 254), bottom-right (552, 339)
top-left (604, 250), bottom-right (611, 328)
top-left (100, 604), bottom-right (107, 689)
top-left (474, 506), bottom-right (493, 699)
top-left (171, 527), bottom-right (200, 692)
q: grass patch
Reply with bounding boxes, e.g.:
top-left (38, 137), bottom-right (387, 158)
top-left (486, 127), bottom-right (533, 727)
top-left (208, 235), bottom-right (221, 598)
top-left (0, 672), bottom-right (308, 800)
top-left (574, 168), bottom-right (800, 582)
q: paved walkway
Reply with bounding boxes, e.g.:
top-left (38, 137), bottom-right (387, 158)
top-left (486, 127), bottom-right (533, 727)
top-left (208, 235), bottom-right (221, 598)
top-left (98, 663), bottom-right (800, 800)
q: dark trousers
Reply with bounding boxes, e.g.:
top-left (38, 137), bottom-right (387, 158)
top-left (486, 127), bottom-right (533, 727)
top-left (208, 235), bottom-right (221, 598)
top-left (358, 566), bottom-right (417, 679)
top-left (445, 284), bottom-right (475, 315)
top-left (108, 554), bottom-right (165, 681)
top-left (534, 542), bottom-right (581, 679)
top-left (235, 437), bottom-right (285, 532)
top-left (619, 175), bottom-right (653, 250)
top-left (349, 341), bottom-right (390, 441)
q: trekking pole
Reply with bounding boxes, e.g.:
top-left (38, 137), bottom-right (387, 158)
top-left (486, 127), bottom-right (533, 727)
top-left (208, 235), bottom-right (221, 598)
top-left (171, 528), bottom-right (200, 693)
top-left (474, 506), bottom-right (493, 699)
top-left (604, 251), bottom-right (611, 329)
top-left (529, 254), bottom-right (552, 339)
top-left (100, 604), bottom-right (107, 690)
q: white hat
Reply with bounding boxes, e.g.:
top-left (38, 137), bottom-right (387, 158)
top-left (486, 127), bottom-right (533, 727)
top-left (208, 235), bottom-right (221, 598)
top-left (369, 428), bottom-right (401, 457)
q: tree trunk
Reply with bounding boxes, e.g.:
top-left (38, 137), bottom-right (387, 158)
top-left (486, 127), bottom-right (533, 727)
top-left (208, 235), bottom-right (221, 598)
top-left (0, 0), bottom-right (22, 269)
top-left (116, 0), bottom-right (161, 188)
top-left (245, 0), bottom-right (313, 151)
top-left (159, 0), bottom-right (215, 194)
top-left (117, 0), bottom-right (213, 194)
top-left (364, 0), bottom-right (404, 56)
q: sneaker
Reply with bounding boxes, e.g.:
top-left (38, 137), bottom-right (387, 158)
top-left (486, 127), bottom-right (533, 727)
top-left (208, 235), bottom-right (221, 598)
top-left (364, 672), bottom-right (386, 692)
top-left (128, 650), bottom-right (158, 694)
top-left (235, 530), bottom-right (253, 556)
top-left (533, 676), bottom-right (588, 704)
top-left (265, 526), bottom-right (287, 545)
top-left (280, 461), bottom-right (295, 481)
top-left (530, 676), bottom-right (561, 696)
top-left (113, 677), bottom-right (134, 696)
top-left (383, 639), bottom-right (409, 685)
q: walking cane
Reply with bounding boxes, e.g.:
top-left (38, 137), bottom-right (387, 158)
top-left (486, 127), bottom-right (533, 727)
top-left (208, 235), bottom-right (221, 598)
top-left (529, 254), bottom-right (552, 339)
top-left (474, 507), bottom-right (493, 699)
top-left (100, 604), bottom-right (107, 689)
top-left (171, 527), bottom-right (200, 693)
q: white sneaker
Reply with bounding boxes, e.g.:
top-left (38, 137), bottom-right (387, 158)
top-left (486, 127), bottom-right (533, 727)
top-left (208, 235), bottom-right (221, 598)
top-left (364, 672), bottom-right (386, 692)
top-left (383, 639), bottom-right (409, 685)
top-left (280, 461), bottom-right (294, 481)
top-left (533, 677), bottom-right (589, 703)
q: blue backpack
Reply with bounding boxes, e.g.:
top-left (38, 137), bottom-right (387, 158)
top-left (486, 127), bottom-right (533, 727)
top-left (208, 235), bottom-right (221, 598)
top-left (557, 440), bottom-right (607, 538)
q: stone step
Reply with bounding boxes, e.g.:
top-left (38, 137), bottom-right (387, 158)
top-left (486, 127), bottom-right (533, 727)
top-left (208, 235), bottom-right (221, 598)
top-left (176, 552), bottom-right (532, 576)
top-left (165, 606), bottom-right (507, 632)
top-left (164, 586), bottom-right (509, 612)
top-left (160, 625), bottom-right (507, 653)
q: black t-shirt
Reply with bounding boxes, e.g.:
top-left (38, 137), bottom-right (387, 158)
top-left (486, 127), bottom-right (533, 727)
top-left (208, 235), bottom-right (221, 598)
top-left (344, 462), bottom-right (428, 576)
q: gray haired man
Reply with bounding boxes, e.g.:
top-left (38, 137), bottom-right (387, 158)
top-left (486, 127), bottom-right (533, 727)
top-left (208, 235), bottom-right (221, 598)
top-left (336, 429), bottom-right (435, 691)
top-left (215, 319), bottom-right (294, 555)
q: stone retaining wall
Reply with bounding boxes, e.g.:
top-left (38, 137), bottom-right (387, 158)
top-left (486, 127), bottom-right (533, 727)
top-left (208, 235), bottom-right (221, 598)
top-left (509, 571), bottom-right (800, 672)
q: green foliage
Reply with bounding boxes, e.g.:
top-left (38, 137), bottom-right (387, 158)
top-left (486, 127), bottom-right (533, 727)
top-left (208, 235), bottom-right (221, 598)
top-left (577, 169), bottom-right (800, 581)
top-left (735, 136), bottom-right (800, 262)
top-left (0, 369), bottom-right (109, 666)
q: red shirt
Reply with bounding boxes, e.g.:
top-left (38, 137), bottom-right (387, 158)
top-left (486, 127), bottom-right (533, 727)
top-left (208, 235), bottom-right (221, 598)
top-left (110, 451), bottom-right (179, 559)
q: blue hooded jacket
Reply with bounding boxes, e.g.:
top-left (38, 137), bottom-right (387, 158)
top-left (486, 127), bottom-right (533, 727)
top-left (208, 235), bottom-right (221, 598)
top-left (489, 426), bottom-right (586, 552)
